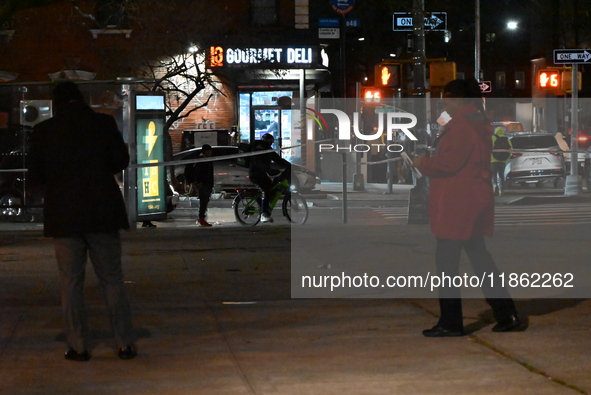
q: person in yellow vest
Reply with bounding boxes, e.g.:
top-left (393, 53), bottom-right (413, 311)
top-left (491, 127), bottom-right (513, 196)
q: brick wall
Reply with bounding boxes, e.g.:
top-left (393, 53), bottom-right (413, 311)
top-left (168, 82), bottom-right (235, 153)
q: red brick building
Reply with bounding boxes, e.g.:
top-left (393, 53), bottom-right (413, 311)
top-left (0, 0), bottom-right (326, 157)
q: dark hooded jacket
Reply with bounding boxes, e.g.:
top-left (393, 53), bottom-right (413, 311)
top-left (29, 101), bottom-right (129, 237)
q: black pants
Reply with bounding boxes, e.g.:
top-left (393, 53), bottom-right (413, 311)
top-left (198, 185), bottom-right (212, 219)
top-left (435, 237), bottom-right (517, 331)
top-left (249, 170), bottom-right (290, 216)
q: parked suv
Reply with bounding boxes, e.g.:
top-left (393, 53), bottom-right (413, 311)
top-left (504, 133), bottom-right (565, 187)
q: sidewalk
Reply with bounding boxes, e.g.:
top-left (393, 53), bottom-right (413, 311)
top-left (0, 224), bottom-right (589, 394)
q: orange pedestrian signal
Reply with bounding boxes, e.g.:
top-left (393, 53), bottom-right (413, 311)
top-left (374, 64), bottom-right (400, 87)
top-left (361, 87), bottom-right (382, 104)
top-left (538, 70), bottom-right (560, 89)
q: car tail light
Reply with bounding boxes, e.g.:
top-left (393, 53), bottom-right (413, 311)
top-left (510, 152), bottom-right (522, 158)
top-left (577, 135), bottom-right (591, 148)
top-left (550, 151), bottom-right (563, 157)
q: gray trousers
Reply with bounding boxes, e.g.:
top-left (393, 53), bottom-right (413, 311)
top-left (53, 232), bottom-right (134, 351)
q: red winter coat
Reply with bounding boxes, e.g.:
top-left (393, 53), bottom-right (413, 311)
top-left (417, 103), bottom-right (494, 240)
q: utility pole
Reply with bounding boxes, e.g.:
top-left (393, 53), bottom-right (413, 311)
top-left (474, 0), bottom-right (482, 81)
top-left (412, 0), bottom-right (426, 98)
top-left (565, 64), bottom-right (581, 195)
top-left (475, 0), bottom-right (482, 80)
top-left (408, 0), bottom-right (429, 225)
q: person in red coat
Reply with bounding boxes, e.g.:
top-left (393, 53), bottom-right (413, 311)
top-left (413, 79), bottom-right (522, 337)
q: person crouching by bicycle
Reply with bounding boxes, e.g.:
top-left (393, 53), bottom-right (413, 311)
top-left (248, 133), bottom-right (291, 223)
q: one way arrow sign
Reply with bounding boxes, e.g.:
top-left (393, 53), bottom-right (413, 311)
top-left (554, 49), bottom-right (591, 64)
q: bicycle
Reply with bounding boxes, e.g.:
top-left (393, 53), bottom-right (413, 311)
top-left (233, 178), bottom-right (308, 226)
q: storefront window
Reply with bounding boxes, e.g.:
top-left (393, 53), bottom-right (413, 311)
top-left (238, 93), bottom-right (251, 143)
top-left (238, 91), bottom-right (299, 162)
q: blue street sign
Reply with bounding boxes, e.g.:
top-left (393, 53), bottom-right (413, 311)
top-left (319, 18), bottom-right (340, 28)
top-left (319, 17), bottom-right (360, 28)
top-left (330, 0), bottom-right (355, 15)
top-left (346, 18), bottom-right (361, 27)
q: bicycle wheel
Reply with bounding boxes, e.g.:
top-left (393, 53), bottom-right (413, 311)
top-left (282, 192), bottom-right (308, 225)
top-left (233, 192), bottom-right (261, 226)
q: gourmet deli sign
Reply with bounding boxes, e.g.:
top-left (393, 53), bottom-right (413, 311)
top-left (208, 46), bottom-right (320, 68)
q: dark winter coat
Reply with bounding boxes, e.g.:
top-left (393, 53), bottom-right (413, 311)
top-left (29, 102), bottom-right (130, 237)
top-left (248, 140), bottom-right (290, 177)
top-left (417, 103), bottom-right (494, 240)
top-left (192, 154), bottom-right (214, 188)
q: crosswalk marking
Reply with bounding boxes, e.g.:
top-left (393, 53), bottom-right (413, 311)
top-left (494, 204), bottom-right (591, 226)
top-left (373, 204), bottom-right (591, 226)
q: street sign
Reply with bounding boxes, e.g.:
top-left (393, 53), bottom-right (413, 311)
top-left (393, 12), bottom-right (447, 31)
top-left (330, 0), bottom-right (354, 15)
top-left (318, 17), bottom-right (359, 29)
top-left (319, 18), bottom-right (339, 28)
top-left (479, 81), bottom-right (492, 93)
top-left (319, 27), bottom-right (340, 39)
top-left (345, 18), bottom-right (361, 27)
top-left (554, 49), bottom-right (591, 64)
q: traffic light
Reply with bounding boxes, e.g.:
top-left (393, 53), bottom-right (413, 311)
top-left (374, 63), bottom-right (400, 88)
top-left (538, 70), bottom-right (561, 90)
top-left (430, 61), bottom-right (457, 87)
top-left (361, 87), bottom-right (383, 105)
top-left (561, 69), bottom-right (583, 91)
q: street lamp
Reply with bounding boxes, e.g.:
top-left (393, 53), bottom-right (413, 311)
top-left (507, 21), bottom-right (518, 30)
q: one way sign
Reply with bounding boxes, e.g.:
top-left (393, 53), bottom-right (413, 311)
top-left (554, 49), bottom-right (591, 64)
top-left (393, 12), bottom-right (447, 31)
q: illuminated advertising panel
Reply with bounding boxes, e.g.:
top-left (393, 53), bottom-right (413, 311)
top-left (135, 107), bottom-right (166, 218)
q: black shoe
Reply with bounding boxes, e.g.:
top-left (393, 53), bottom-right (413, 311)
top-left (142, 221), bottom-right (157, 228)
top-left (118, 345), bottom-right (137, 360)
top-left (422, 325), bottom-right (465, 338)
top-left (492, 314), bottom-right (523, 332)
top-left (65, 348), bottom-right (90, 362)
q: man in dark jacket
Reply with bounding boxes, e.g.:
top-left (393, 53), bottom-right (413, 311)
top-left (248, 133), bottom-right (291, 223)
top-left (29, 81), bottom-right (136, 361)
top-left (192, 144), bottom-right (214, 227)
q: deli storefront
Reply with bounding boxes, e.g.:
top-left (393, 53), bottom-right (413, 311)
top-left (208, 45), bottom-right (331, 169)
